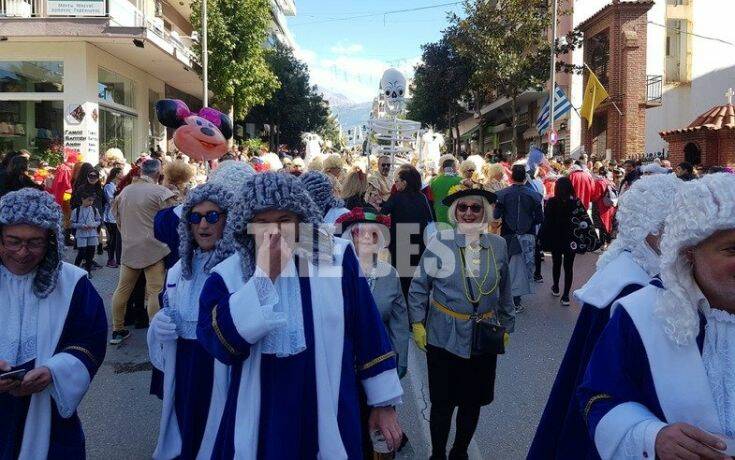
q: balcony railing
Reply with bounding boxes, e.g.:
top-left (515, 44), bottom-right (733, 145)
top-left (0, 0), bottom-right (41, 17)
top-left (646, 74), bottom-right (663, 107)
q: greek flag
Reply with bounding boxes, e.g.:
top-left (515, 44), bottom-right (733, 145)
top-left (537, 85), bottom-right (572, 135)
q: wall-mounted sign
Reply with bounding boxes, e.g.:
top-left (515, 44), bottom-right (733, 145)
top-left (48, 0), bottom-right (105, 17)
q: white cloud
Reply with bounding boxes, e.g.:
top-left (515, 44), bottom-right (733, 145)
top-left (296, 44), bottom-right (421, 103)
top-left (329, 42), bottom-right (364, 55)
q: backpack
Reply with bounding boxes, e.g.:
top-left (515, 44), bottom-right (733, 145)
top-left (569, 199), bottom-right (601, 254)
top-left (602, 183), bottom-right (619, 207)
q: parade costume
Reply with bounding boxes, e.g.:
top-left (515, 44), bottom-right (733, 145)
top-left (300, 171), bottom-right (349, 225)
top-left (197, 173), bottom-right (402, 459)
top-left (148, 183), bottom-right (238, 459)
top-left (0, 189), bottom-right (107, 460)
top-left (578, 174), bottom-right (735, 459)
top-left (528, 174), bottom-right (681, 460)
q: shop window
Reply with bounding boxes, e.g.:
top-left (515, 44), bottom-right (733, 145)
top-left (98, 68), bottom-right (136, 108)
top-left (0, 100), bottom-right (63, 157)
top-left (0, 61), bottom-right (63, 93)
top-left (99, 107), bottom-right (136, 161)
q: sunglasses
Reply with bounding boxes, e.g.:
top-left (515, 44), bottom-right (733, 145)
top-left (188, 210), bottom-right (226, 225)
top-left (457, 203), bottom-right (483, 213)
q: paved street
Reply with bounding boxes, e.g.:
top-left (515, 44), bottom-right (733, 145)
top-left (74, 247), bottom-right (599, 459)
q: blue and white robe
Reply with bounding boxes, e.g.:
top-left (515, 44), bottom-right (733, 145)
top-left (197, 238), bottom-right (403, 459)
top-left (0, 263), bottom-right (107, 460)
top-left (155, 204), bottom-right (183, 270)
top-left (528, 251), bottom-right (649, 460)
top-left (147, 258), bottom-right (230, 460)
top-left (578, 285), bottom-right (735, 459)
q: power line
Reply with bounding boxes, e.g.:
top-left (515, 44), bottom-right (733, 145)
top-left (648, 21), bottom-right (735, 47)
top-left (289, 1), bottom-right (462, 27)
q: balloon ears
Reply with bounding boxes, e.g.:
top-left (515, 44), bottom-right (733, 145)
top-left (156, 99), bottom-right (189, 129)
top-left (198, 107), bottom-right (233, 140)
top-left (217, 113), bottom-right (233, 140)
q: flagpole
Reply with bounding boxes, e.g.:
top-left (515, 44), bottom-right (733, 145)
top-left (547, 0), bottom-right (558, 158)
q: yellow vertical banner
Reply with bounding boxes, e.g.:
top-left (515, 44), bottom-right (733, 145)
top-left (579, 66), bottom-right (610, 129)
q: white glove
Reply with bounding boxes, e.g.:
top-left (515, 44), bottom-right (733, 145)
top-left (151, 310), bottom-right (178, 343)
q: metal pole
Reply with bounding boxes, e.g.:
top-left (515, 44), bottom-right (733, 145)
top-left (547, 0), bottom-right (557, 158)
top-left (202, 0), bottom-right (208, 107)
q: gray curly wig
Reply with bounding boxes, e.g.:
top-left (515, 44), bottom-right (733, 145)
top-left (224, 172), bottom-right (328, 282)
top-left (299, 170), bottom-right (344, 218)
top-left (177, 182), bottom-right (238, 280)
top-left (655, 173), bottom-right (735, 346)
top-left (207, 160), bottom-right (255, 191)
top-left (0, 188), bottom-right (65, 298)
top-left (597, 173), bottom-right (682, 275)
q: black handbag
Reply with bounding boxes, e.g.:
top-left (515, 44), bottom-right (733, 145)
top-left (569, 199), bottom-right (601, 254)
top-left (466, 276), bottom-right (506, 355)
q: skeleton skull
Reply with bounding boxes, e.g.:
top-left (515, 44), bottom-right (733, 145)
top-left (380, 68), bottom-right (406, 102)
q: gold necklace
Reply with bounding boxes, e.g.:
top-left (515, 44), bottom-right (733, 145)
top-left (458, 244), bottom-right (500, 303)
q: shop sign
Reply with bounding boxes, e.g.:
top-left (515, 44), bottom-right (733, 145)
top-left (48, 0), bottom-right (105, 17)
top-left (64, 102), bottom-right (99, 162)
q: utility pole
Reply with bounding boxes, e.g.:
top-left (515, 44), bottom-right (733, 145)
top-left (547, 0), bottom-right (558, 157)
top-left (202, 0), bottom-right (208, 107)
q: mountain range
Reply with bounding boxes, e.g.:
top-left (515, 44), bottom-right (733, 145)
top-left (316, 86), bottom-right (373, 131)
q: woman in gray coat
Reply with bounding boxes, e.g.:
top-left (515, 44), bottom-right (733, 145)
top-left (409, 186), bottom-right (515, 460)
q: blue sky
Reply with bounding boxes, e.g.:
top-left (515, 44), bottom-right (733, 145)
top-left (287, 1), bottom-right (464, 103)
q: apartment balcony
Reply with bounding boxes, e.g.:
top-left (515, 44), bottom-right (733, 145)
top-left (645, 74), bottom-right (663, 108)
top-left (0, 0), bottom-right (202, 94)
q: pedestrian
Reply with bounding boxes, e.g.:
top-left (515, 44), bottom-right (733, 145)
top-left (482, 163), bottom-right (508, 235)
top-left (300, 170), bottom-right (349, 225)
top-left (110, 159), bottom-right (177, 344)
top-left (528, 173), bottom-right (682, 460)
top-left (337, 206), bottom-right (411, 458)
top-left (676, 161), bottom-right (697, 181)
top-left (428, 155), bottom-right (462, 225)
top-left (619, 159), bottom-right (641, 194)
top-left (0, 188), bottom-right (107, 459)
top-left (493, 164), bottom-right (543, 312)
top-left (103, 167), bottom-right (123, 268)
top-left (375, 155), bottom-right (395, 199)
top-left (341, 168), bottom-right (369, 209)
top-left (409, 186), bottom-right (515, 460)
top-left (148, 182), bottom-right (237, 459)
top-left (365, 173), bottom-right (390, 211)
top-left (578, 173), bottom-right (735, 459)
top-left (567, 161), bottom-right (601, 210)
top-left (380, 165), bottom-right (435, 297)
top-left (323, 153), bottom-right (345, 196)
top-left (71, 191), bottom-right (101, 275)
top-left (70, 163), bottom-right (105, 256)
top-left (539, 177), bottom-right (580, 305)
top-left (197, 172), bottom-right (403, 457)
top-left (591, 167), bottom-right (616, 249)
top-left (0, 155), bottom-right (43, 197)
top-left (459, 159), bottom-right (481, 189)
top-left (162, 159), bottom-right (195, 204)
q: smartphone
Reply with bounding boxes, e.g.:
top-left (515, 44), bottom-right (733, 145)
top-left (0, 369), bottom-right (27, 381)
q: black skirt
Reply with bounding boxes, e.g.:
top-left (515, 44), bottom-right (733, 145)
top-left (426, 345), bottom-right (498, 407)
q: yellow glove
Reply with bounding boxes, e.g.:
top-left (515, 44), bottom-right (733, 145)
top-left (412, 323), bottom-right (427, 352)
top-left (504, 332), bottom-right (510, 348)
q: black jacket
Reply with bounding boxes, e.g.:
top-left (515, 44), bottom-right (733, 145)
top-left (540, 197), bottom-right (578, 253)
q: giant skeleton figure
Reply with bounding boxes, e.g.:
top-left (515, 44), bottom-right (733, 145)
top-left (0, 188), bottom-right (107, 459)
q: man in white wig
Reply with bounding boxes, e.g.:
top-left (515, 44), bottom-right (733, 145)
top-left (197, 172), bottom-right (404, 459)
top-left (148, 182), bottom-right (238, 459)
top-left (0, 188), bottom-right (107, 459)
top-left (528, 173), bottom-right (682, 459)
top-left (579, 173), bottom-right (735, 460)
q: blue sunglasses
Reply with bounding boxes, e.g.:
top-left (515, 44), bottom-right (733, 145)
top-left (188, 210), bottom-right (226, 225)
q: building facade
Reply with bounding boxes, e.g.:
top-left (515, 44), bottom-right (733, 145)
top-left (0, 0), bottom-right (297, 164)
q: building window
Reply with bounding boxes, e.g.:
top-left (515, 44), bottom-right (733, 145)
top-left (667, 0), bottom-right (689, 5)
top-left (0, 61), bottom-right (63, 93)
top-left (0, 100), bottom-right (63, 156)
top-left (666, 19), bottom-right (691, 83)
top-left (98, 68), bottom-right (136, 108)
top-left (99, 107), bottom-right (136, 161)
top-left (586, 31), bottom-right (610, 87)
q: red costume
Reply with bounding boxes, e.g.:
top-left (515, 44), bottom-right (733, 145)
top-left (592, 178), bottom-right (616, 234)
top-left (569, 169), bottom-right (602, 209)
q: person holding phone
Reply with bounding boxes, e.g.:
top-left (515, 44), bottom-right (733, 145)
top-left (0, 188), bottom-right (107, 459)
top-left (197, 173), bottom-right (404, 458)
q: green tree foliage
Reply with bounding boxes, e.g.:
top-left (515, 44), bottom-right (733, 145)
top-left (451, 0), bottom-right (550, 155)
top-left (190, 0), bottom-right (279, 119)
top-left (407, 34), bottom-right (472, 154)
top-left (317, 114), bottom-right (346, 151)
top-left (249, 44), bottom-right (337, 150)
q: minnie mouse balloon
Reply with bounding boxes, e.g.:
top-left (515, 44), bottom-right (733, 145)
top-left (155, 99), bottom-right (233, 161)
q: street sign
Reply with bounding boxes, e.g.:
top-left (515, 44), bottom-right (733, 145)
top-left (548, 129), bottom-right (559, 146)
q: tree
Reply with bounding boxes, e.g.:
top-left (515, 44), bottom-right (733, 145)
top-left (248, 44), bottom-right (338, 150)
top-left (190, 0), bottom-right (279, 119)
top-left (451, 0), bottom-right (550, 155)
top-left (407, 34), bottom-right (472, 154)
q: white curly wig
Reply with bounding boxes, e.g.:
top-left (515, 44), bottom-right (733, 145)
top-left (597, 173), bottom-right (682, 275)
top-left (655, 173), bottom-right (735, 345)
top-left (207, 160), bottom-right (255, 191)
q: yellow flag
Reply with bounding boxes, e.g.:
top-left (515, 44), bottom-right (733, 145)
top-left (579, 67), bottom-right (610, 128)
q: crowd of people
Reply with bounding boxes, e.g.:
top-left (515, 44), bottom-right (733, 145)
top-left (0, 141), bottom-right (733, 460)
